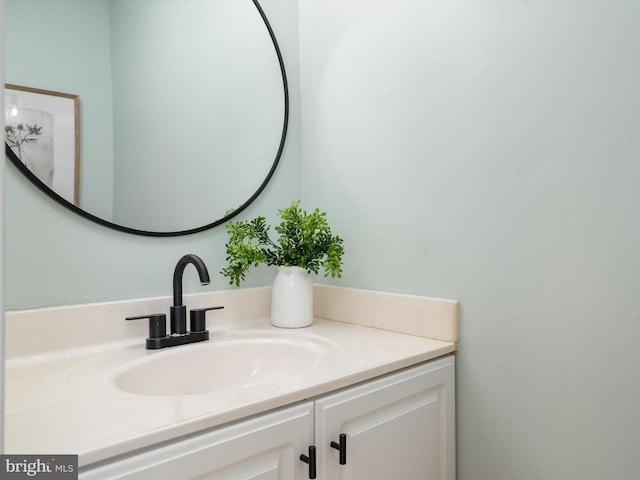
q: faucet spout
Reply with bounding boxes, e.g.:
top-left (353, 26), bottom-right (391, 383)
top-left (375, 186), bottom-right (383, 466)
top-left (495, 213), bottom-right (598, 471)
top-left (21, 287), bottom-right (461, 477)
top-left (171, 254), bottom-right (211, 335)
top-left (172, 254), bottom-right (210, 307)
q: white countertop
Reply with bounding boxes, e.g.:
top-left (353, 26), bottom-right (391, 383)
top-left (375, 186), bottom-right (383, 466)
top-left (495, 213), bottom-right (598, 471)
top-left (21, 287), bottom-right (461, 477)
top-left (4, 316), bottom-right (455, 467)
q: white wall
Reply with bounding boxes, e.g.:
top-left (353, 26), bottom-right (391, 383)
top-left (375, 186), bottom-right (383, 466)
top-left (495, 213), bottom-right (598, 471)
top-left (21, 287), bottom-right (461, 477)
top-left (300, 1), bottom-right (640, 478)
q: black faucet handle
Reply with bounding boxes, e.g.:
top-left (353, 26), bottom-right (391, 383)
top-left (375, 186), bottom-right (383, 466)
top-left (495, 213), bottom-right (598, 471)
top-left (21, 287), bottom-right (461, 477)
top-left (190, 306), bottom-right (224, 333)
top-left (126, 313), bottom-right (167, 340)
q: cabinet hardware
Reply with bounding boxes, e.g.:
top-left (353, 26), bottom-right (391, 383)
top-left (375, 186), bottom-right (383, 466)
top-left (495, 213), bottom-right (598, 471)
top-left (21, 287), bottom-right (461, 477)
top-left (300, 445), bottom-right (317, 479)
top-left (330, 433), bottom-right (347, 465)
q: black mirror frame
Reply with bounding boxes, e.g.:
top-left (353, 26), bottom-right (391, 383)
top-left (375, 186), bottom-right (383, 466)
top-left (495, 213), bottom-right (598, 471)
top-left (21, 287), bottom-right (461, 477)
top-left (5, 0), bottom-right (288, 237)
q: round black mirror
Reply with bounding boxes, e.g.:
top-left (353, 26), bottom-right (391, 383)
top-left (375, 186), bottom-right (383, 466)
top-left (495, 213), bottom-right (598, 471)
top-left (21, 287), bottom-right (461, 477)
top-left (4, 0), bottom-right (288, 236)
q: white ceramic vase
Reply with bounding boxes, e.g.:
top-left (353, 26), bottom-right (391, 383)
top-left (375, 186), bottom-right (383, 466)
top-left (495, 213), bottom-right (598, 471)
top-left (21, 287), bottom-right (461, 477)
top-left (270, 266), bottom-right (313, 328)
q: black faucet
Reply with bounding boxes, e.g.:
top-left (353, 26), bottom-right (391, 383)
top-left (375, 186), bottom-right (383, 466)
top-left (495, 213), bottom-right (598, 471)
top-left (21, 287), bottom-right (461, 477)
top-left (170, 253), bottom-right (210, 336)
top-left (126, 254), bottom-right (223, 349)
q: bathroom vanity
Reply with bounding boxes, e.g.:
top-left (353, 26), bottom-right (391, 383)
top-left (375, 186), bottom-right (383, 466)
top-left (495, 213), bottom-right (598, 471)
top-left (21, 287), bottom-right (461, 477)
top-left (4, 286), bottom-right (458, 479)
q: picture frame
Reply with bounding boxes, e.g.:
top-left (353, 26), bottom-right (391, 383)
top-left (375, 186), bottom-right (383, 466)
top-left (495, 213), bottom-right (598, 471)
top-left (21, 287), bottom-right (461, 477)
top-left (4, 84), bottom-right (80, 206)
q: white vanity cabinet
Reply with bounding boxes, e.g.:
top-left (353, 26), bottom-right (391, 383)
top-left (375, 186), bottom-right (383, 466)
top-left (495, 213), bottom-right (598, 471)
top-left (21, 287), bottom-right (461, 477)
top-left (79, 356), bottom-right (455, 480)
top-left (315, 355), bottom-right (455, 480)
top-left (80, 402), bottom-right (315, 480)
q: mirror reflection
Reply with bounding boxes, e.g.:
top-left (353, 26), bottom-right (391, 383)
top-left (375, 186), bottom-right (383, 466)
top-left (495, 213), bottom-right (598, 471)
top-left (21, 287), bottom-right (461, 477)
top-left (4, 0), bottom-right (287, 235)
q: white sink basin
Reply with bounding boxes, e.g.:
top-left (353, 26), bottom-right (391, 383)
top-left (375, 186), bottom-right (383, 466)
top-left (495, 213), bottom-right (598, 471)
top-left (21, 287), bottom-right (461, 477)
top-left (114, 337), bottom-right (326, 397)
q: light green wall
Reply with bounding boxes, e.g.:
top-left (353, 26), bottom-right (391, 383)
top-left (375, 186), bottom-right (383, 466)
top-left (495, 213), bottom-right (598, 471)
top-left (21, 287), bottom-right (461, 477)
top-left (6, 1), bottom-right (640, 477)
top-left (109, 0), bottom-right (284, 231)
top-left (4, 0), bottom-right (300, 309)
top-left (4, 0), bottom-right (114, 219)
top-left (300, 1), bottom-right (640, 478)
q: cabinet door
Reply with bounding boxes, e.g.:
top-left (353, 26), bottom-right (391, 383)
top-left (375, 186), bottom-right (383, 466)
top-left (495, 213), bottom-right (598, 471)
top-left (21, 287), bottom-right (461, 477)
top-left (80, 402), bottom-right (314, 480)
top-left (315, 357), bottom-right (455, 480)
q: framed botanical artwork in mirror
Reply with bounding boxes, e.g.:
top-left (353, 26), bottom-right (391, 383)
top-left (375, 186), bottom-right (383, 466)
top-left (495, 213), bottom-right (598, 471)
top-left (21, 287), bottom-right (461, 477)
top-left (4, 84), bottom-right (80, 206)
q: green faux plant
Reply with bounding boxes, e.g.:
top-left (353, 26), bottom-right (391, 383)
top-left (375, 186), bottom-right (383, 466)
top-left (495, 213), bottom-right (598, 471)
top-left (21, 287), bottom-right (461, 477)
top-left (221, 201), bottom-right (344, 287)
